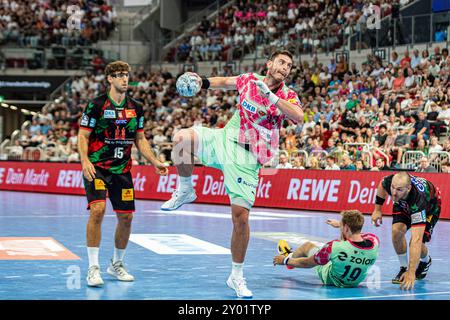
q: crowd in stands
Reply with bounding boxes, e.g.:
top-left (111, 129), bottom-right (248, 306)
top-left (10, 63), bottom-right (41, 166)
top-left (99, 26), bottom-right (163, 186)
top-left (7, 43), bottom-right (450, 172)
top-left (0, 0), bottom-right (117, 47)
top-left (170, 0), bottom-right (411, 63)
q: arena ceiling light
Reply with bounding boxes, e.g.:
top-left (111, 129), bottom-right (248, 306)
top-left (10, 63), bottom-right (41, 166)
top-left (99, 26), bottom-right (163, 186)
top-left (1, 103), bottom-right (8, 108)
top-left (9, 105), bottom-right (18, 110)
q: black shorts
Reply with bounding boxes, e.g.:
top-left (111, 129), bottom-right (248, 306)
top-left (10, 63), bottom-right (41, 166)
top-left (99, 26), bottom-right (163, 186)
top-left (83, 166), bottom-right (135, 214)
top-left (392, 212), bottom-right (439, 243)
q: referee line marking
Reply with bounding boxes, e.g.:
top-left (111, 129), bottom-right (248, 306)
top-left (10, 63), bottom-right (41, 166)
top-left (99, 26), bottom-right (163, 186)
top-left (332, 291), bottom-right (450, 300)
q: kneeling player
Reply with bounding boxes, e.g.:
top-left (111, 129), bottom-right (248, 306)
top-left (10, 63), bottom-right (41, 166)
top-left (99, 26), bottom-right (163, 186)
top-left (273, 210), bottom-right (379, 288)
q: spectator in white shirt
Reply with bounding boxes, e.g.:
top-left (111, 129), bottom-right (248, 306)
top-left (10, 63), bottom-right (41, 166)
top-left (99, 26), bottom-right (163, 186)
top-left (325, 155), bottom-right (340, 170)
top-left (276, 153), bottom-right (293, 169)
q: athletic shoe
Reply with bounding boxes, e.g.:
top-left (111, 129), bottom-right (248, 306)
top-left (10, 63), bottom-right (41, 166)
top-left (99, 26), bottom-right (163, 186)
top-left (226, 276), bottom-right (253, 298)
top-left (107, 260), bottom-right (135, 282)
top-left (161, 189), bottom-right (197, 211)
top-left (392, 266), bottom-right (407, 284)
top-left (277, 239), bottom-right (294, 270)
top-left (416, 257), bottom-right (432, 280)
top-left (86, 265), bottom-right (104, 287)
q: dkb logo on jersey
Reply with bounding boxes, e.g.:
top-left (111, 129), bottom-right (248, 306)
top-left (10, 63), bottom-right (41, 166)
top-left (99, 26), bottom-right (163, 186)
top-left (241, 99), bottom-right (257, 114)
top-left (104, 110), bottom-right (116, 119)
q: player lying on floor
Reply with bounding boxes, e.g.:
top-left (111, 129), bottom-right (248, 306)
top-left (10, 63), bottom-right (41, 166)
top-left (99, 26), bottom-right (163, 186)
top-left (273, 210), bottom-right (380, 288)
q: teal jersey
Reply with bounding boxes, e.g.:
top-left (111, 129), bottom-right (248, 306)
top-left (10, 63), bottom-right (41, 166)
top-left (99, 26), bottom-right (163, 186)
top-left (314, 233), bottom-right (380, 287)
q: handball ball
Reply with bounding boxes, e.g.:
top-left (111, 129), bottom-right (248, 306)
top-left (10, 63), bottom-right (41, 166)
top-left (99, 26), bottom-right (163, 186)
top-left (176, 72), bottom-right (201, 97)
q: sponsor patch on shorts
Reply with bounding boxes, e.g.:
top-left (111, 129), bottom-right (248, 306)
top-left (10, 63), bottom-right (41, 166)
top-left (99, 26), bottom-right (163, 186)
top-left (411, 210), bottom-right (426, 224)
top-left (122, 188), bottom-right (134, 201)
top-left (94, 179), bottom-right (106, 191)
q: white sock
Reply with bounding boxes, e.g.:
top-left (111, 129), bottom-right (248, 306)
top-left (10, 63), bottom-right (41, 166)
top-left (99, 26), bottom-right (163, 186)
top-left (398, 253), bottom-right (408, 268)
top-left (113, 248), bottom-right (126, 263)
top-left (231, 262), bottom-right (244, 279)
top-left (87, 247), bottom-right (99, 268)
top-left (420, 255), bottom-right (430, 263)
top-left (179, 176), bottom-right (193, 192)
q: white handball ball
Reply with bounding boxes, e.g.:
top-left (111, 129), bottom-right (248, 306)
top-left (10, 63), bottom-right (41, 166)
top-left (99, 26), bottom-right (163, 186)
top-left (176, 72), bottom-right (201, 97)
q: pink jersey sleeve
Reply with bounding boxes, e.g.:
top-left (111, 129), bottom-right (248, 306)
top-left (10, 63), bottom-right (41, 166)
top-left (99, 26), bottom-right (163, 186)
top-left (235, 73), bottom-right (252, 92)
top-left (361, 233), bottom-right (380, 247)
top-left (314, 240), bottom-right (336, 265)
top-left (286, 89), bottom-right (302, 108)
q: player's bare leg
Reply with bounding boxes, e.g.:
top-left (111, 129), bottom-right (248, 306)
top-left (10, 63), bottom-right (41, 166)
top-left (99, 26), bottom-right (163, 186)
top-left (392, 222), bottom-right (408, 283)
top-left (416, 243), bottom-right (432, 280)
top-left (226, 204), bottom-right (252, 298)
top-left (230, 204), bottom-right (250, 264)
top-left (86, 201), bottom-right (106, 286)
top-left (107, 213), bottom-right (135, 281)
top-left (161, 128), bottom-right (199, 210)
top-left (292, 242), bottom-right (319, 258)
top-left (115, 213), bottom-right (133, 250)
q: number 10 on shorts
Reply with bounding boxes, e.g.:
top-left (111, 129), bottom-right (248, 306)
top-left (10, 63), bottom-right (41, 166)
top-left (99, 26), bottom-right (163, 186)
top-left (114, 147), bottom-right (124, 159)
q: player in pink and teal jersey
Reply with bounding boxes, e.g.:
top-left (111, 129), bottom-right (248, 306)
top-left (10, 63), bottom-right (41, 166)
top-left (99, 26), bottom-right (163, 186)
top-left (161, 50), bottom-right (303, 298)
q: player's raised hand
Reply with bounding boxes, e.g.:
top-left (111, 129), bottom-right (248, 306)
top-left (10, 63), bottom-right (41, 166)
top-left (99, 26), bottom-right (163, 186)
top-left (81, 159), bottom-right (96, 181)
top-left (371, 209), bottom-right (383, 227)
top-left (251, 80), bottom-right (271, 97)
top-left (251, 80), bottom-right (280, 105)
top-left (326, 219), bottom-right (341, 228)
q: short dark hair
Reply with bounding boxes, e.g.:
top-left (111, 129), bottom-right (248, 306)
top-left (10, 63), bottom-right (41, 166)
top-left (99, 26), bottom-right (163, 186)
top-left (269, 50), bottom-right (294, 62)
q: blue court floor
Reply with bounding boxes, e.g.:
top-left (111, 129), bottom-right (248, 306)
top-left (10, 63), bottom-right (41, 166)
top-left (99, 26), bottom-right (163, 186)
top-left (0, 191), bottom-right (450, 300)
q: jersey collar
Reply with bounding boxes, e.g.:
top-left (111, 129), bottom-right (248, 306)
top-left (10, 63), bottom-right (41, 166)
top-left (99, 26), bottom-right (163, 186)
top-left (107, 91), bottom-right (126, 109)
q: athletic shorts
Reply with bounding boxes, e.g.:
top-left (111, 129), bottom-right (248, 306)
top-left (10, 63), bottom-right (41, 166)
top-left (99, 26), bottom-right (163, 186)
top-left (193, 126), bottom-right (261, 209)
top-left (315, 262), bottom-right (336, 286)
top-left (392, 212), bottom-right (439, 243)
top-left (83, 166), bottom-right (135, 214)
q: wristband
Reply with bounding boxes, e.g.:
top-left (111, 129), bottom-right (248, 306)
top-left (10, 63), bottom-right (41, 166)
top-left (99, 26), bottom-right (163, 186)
top-left (201, 77), bottom-right (210, 90)
top-left (268, 92), bottom-right (280, 105)
top-left (375, 195), bottom-right (386, 205)
top-left (283, 257), bottom-right (290, 265)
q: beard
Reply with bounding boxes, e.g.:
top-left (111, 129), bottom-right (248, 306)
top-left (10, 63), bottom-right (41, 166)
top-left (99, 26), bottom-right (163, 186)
top-left (114, 83), bottom-right (128, 94)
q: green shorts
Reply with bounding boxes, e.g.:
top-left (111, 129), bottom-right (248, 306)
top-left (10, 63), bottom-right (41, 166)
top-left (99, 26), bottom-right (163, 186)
top-left (315, 262), bottom-right (335, 286)
top-left (193, 126), bottom-right (261, 209)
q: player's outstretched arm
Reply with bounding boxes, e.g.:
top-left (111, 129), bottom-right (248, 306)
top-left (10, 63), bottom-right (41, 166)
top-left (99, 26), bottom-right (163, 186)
top-left (204, 76), bottom-right (239, 91)
top-left (135, 132), bottom-right (168, 176)
top-left (372, 181), bottom-right (387, 227)
top-left (273, 254), bottom-right (317, 269)
top-left (326, 219), bottom-right (341, 228)
top-left (252, 80), bottom-right (303, 123)
top-left (400, 224), bottom-right (425, 290)
top-left (78, 129), bottom-right (96, 181)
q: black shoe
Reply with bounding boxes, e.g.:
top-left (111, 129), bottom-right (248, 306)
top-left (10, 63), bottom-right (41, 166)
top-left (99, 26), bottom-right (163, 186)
top-left (416, 257), bottom-right (432, 280)
top-left (392, 267), bottom-right (407, 284)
